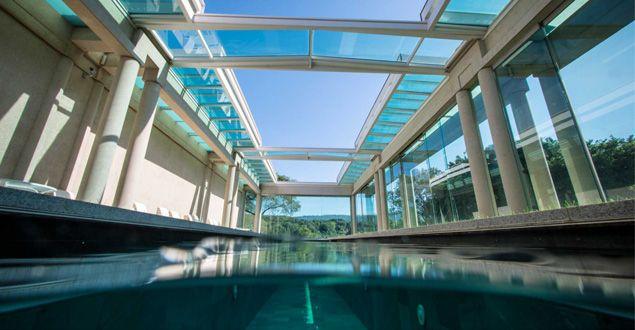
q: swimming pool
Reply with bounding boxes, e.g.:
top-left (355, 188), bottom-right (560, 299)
top-left (0, 238), bottom-right (632, 329)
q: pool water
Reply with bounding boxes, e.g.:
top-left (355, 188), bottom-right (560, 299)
top-left (0, 238), bottom-right (632, 329)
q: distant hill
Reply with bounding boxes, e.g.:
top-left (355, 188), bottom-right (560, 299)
top-left (294, 214), bottom-right (351, 221)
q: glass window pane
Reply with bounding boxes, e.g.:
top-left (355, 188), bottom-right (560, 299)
top-left (438, 0), bottom-right (511, 26)
top-left (355, 180), bottom-right (377, 233)
top-left (313, 31), bottom-right (419, 62)
top-left (411, 38), bottom-right (463, 65)
top-left (155, 30), bottom-right (207, 58)
top-left (548, 0), bottom-right (635, 201)
top-left (496, 28), bottom-right (604, 210)
top-left (202, 30), bottom-right (309, 57)
top-left (119, 0), bottom-right (181, 14)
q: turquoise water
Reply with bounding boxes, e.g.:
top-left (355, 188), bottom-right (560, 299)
top-left (0, 239), bottom-right (633, 329)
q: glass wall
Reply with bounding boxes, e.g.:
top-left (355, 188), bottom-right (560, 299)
top-left (355, 180), bottom-right (377, 233)
top-left (240, 191), bottom-right (256, 230)
top-left (495, 0), bottom-right (634, 209)
top-left (384, 163), bottom-right (404, 229)
top-left (388, 105), bottom-right (479, 227)
top-left (260, 196), bottom-right (351, 238)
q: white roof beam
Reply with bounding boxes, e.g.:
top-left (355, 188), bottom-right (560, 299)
top-left (173, 56), bottom-right (446, 75)
top-left (132, 14), bottom-right (486, 40)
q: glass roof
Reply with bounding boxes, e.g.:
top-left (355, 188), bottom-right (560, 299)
top-left (155, 29), bottom-right (463, 67)
top-left (437, 0), bottom-right (511, 26)
top-left (338, 74), bottom-right (444, 183)
top-left (119, 0), bottom-right (182, 15)
top-left (116, 0), bottom-right (516, 185)
top-left (241, 149), bottom-right (375, 162)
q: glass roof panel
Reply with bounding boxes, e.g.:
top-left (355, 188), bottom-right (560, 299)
top-left (119, 0), bottom-right (181, 14)
top-left (386, 99), bottom-right (423, 110)
top-left (313, 31), bottom-right (420, 62)
top-left (156, 30), bottom-right (207, 57)
top-left (392, 93), bottom-right (428, 101)
top-left (202, 30), bottom-right (310, 57)
top-left (411, 38), bottom-right (463, 65)
top-left (438, 0), bottom-right (511, 26)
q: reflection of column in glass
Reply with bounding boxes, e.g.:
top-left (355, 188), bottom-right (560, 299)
top-left (503, 78), bottom-right (560, 210)
top-left (401, 170), bottom-right (417, 228)
top-left (537, 74), bottom-right (604, 205)
top-left (253, 192), bottom-right (263, 232)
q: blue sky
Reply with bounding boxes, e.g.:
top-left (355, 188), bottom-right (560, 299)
top-left (235, 70), bottom-right (385, 181)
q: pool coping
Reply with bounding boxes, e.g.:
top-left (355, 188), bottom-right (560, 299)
top-left (0, 187), bottom-right (261, 238)
top-left (330, 199), bottom-right (634, 241)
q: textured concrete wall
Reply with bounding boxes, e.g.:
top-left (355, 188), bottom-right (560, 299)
top-left (0, 8), bottom-right (238, 225)
top-left (0, 9), bottom-right (60, 178)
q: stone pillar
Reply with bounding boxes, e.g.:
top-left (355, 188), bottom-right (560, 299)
top-left (456, 90), bottom-right (497, 218)
top-left (13, 56), bottom-right (74, 181)
top-left (538, 75), bottom-right (604, 205)
top-left (221, 160), bottom-right (240, 227)
top-left (254, 192), bottom-right (263, 233)
top-left (350, 194), bottom-right (357, 234)
top-left (117, 69), bottom-right (161, 209)
top-left (375, 170), bottom-right (389, 231)
top-left (373, 172), bottom-right (383, 231)
top-left (80, 56), bottom-right (140, 204)
top-left (60, 80), bottom-right (105, 192)
top-left (477, 68), bottom-right (528, 214)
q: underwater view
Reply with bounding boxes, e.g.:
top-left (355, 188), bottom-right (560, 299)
top-left (0, 238), bottom-right (632, 329)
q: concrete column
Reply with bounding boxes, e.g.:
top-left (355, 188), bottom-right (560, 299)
top-left (221, 162), bottom-right (240, 227)
top-left (478, 68), bottom-right (528, 214)
top-left (80, 56), bottom-right (140, 204)
top-left (60, 80), bottom-right (105, 192)
top-left (375, 170), bottom-right (389, 231)
top-left (456, 90), bottom-right (497, 218)
top-left (373, 172), bottom-right (382, 231)
top-left (117, 70), bottom-right (161, 209)
top-left (199, 163), bottom-right (214, 223)
top-left (254, 192), bottom-right (263, 233)
top-left (350, 195), bottom-right (357, 234)
top-left (13, 56), bottom-right (74, 181)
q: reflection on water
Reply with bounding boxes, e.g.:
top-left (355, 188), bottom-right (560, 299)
top-left (0, 238), bottom-right (633, 329)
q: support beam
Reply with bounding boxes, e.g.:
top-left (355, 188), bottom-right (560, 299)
top-left (350, 195), bottom-right (357, 234)
top-left (456, 90), bottom-right (497, 218)
top-left (221, 161), bottom-right (240, 227)
top-left (261, 182), bottom-right (353, 196)
top-left (80, 56), bottom-right (140, 204)
top-left (117, 69), bottom-right (161, 210)
top-left (132, 14), bottom-right (486, 39)
top-left (173, 56), bottom-right (447, 75)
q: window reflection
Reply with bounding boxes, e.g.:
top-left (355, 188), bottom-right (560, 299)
top-left (387, 105), bottom-right (479, 227)
top-left (494, 0), bottom-right (634, 209)
top-left (355, 180), bottom-right (378, 233)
